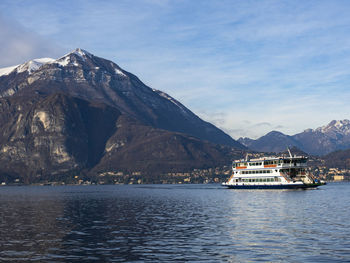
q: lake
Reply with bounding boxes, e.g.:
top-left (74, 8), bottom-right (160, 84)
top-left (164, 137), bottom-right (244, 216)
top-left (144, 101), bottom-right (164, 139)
top-left (0, 182), bottom-right (349, 262)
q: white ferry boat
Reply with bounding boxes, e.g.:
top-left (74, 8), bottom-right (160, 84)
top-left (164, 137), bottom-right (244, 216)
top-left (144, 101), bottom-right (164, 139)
top-left (223, 150), bottom-right (325, 189)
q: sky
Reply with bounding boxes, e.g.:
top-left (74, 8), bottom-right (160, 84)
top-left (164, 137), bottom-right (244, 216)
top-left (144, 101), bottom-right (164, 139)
top-left (1, 0), bottom-right (350, 139)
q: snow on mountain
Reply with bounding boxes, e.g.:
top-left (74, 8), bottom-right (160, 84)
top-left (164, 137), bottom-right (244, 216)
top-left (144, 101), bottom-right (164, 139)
top-left (0, 65), bottom-right (19, 77)
top-left (152, 89), bottom-right (192, 117)
top-left (242, 119), bottom-right (350, 155)
top-left (53, 48), bottom-right (92, 67)
top-left (17, 58), bottom-right (56, 74)
top-left (0, 48), bottom-right (92, 77)
top-left (315, 120), bottom-right (350, 134)
top-left (0, 58), bottom-right (55, 76)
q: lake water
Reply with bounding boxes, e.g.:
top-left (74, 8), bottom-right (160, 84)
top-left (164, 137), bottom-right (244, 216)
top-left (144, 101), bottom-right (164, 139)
top-left (0, 183), bottom-right (349, 262)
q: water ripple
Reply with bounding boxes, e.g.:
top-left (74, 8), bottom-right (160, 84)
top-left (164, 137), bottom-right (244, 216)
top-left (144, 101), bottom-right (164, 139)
top-left (0, 183), bottom-right (349, 262)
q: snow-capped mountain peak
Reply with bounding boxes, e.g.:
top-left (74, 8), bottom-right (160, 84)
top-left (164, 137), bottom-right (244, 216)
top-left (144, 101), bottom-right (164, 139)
top-left (71, 48), bottom-right (91, 58)
top-left (0, 65), bottom-right (18, 77)
top-left (0, 48), bottom-right (243, 150)
top-left (0, 48), bottom-right (93, 77)
top-left (0, 58), bottom-right (55, 77)
top-left (16, 58), bottom-right (55, 74)
top-left (53, 48), bottom-right (93, 67)
top-left (315, 120), bottom-right (350, 134)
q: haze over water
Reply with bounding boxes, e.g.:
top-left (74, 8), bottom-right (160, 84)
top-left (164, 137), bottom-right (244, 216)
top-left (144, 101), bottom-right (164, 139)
top-left (0, 183), bottom-right (349, 262)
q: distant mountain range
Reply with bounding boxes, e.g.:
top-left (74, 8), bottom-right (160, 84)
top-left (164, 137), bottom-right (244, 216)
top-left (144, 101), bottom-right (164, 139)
top-left (0, 48), bottom-right (245, 182)
top-left (238, 120), bottom-right (350, 156)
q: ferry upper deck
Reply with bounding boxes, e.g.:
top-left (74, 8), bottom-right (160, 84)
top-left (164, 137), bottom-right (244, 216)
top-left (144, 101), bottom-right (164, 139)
top-left (233, 156), bottom-right (308, 170)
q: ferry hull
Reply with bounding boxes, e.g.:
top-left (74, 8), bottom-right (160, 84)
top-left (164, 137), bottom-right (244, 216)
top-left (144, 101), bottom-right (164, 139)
top-left (223, 183), bottom-right (323, 190)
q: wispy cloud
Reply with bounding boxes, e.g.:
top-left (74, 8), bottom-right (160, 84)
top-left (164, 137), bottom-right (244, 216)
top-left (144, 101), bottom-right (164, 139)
top-left (1, 0), bottom-right (350, 139)
top-left (0, 15), bottom-right (64, 67)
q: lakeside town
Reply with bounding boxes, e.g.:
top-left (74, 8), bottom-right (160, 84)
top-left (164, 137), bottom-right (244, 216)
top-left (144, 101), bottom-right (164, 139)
top-left (1, 164), bottom-right (348, 186)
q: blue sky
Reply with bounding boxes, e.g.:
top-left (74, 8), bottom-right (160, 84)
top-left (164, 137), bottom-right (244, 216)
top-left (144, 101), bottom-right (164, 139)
top-left (1, 0), bottom-right (350, 139)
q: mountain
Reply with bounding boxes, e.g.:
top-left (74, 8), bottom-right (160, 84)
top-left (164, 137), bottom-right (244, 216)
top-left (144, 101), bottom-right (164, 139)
top-left (238, 120), bottom-right (350, 156)
top-left (322, 148), bottom-right (350, 169)
top-left (0, 49), bottom-right (245, 183)
top-left (238, 131), bottom-right (301, 153)
top-left (0, 48), bottom-right (242, 148)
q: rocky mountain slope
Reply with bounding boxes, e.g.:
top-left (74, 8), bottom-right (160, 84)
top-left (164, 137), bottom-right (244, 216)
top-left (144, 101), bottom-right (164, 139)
top-left (322, 148), bottom-right (350, 169)
top-left (238, 120), bottom-right (350, 155)
top-left (0, 49), bottom-right (245, 183)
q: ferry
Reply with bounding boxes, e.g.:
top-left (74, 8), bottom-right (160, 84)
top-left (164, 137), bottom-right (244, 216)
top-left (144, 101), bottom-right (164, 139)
top-left (223, 150), bottom-right (325, 189)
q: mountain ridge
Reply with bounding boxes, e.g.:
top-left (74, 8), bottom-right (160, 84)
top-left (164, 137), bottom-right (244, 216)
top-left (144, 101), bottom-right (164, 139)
top-left (238, 119), bottom-right (350, 155)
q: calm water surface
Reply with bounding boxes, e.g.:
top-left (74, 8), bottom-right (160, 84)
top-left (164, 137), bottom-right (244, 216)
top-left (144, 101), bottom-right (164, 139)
top-left (0, 183), bottom-right (349, 262)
